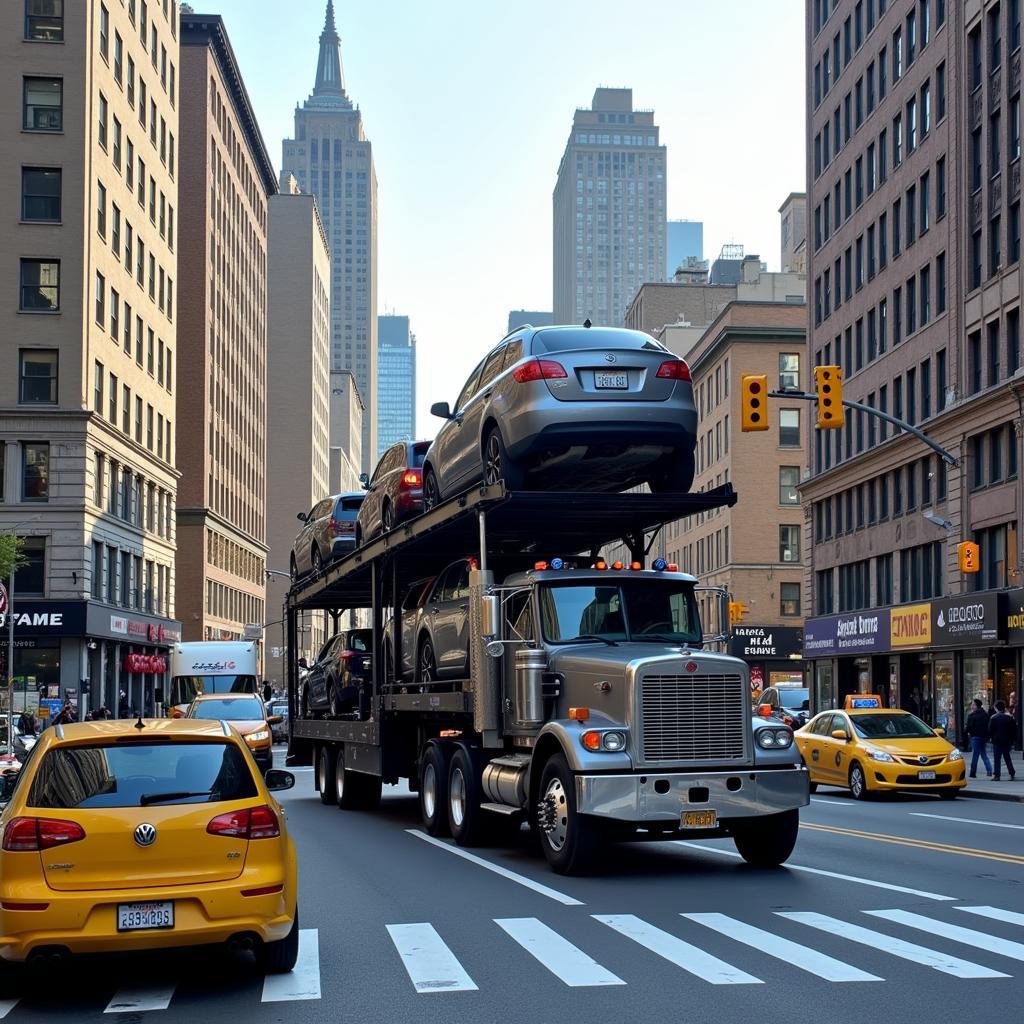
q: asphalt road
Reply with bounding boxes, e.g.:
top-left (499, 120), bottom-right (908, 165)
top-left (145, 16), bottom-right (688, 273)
top-left (4, 752), bottom-right (1023, 1023)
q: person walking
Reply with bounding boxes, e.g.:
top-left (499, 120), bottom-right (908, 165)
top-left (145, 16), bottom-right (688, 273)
top-left (990, 701), bottom-right (1018, 781)
top-left (966, 699), bottom-right (993, 779)
top-left (1009, 691), bottom-right (1022, 751)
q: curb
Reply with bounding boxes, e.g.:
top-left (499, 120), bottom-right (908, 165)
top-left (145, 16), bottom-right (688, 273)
top-left (962, 787), bottom-right (1024, 803)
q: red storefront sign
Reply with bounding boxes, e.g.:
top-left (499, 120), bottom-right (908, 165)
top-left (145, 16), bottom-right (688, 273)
top-left (123, 654), bottom-right (168, 674)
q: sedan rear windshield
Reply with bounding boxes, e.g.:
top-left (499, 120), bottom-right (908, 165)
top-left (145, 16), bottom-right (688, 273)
top-left (28, 742), bottom-right (258, 809)
top-left (850, 713), bottom-right (937, 739)
top-left (531, 328), bottom-right (668, 354)
top-left (191, 698), bottom-right (265, 720)
top-left (411, 442), bottom-right (429, 467)
top-left (779, 688), bottom-right (809, 710)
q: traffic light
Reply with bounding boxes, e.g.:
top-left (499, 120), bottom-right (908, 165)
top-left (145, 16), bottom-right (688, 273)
top-left (957, 541), bottom-right (980, 573)
top-left (741, 375), bottom-right (768, 431)
top-left (728, 601), bottom-right (749, 625)
top-left (814, 364), bottom-right (844, 429)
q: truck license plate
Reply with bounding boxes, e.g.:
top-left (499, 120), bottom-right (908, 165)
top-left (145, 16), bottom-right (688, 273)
top-left (918, 770), bottom-right (936, 781)
top-left (681, 810), bottom-right (717, 829)
top-left (117, 901), bottom-right (174, 931)
top-left (595, 371), bottom-right (628, 389)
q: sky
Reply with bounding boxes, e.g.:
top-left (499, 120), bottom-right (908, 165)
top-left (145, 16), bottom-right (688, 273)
top-left (200, 0), bottom-right (807, 436)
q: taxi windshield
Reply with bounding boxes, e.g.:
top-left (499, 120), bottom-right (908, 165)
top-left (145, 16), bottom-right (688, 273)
top-left (850, 712), bottom-right (937, 740)
top-left (190, 698), bottom-right (264, 720)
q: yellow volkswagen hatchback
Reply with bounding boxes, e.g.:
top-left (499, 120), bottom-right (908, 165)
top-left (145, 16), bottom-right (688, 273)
top-left (0, 719), bottom-right (298, 976)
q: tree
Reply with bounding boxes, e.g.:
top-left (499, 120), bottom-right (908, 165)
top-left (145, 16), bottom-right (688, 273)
top-left (0, 535), bottom-right (27, 584)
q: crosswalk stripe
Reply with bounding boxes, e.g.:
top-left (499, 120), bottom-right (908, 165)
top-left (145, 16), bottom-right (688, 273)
top-left (778, 912), bottom-right (1009, 979)
top-left (594, 914), bottom-right (761, 985)
top-left (495, 918), bottom-right (625, 987)
top-left (0, 1001), bottom-right (18, 1020)
top-left (104, 986), bottom-right (175, 1013)
top-left (261, 928), bottom-right (322, 1002)
top-left (865, 909), bottom-right (1024, 962)
top-left (956, 905), bottom-right (1024, 928)
top-left (386, 923), bottom-right (479, 993)
top-left (683, 912), bottom-right (882, 982)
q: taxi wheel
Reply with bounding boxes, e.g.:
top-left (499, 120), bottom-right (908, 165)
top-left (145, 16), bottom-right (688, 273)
top-left (808, 781), bottom-right (818, 794)
top-left (938, 788), bottom-right (959, 800)
top-left (316, 746), bottom-right (336, 806)
top-left (849, 762), bottom-right (871, 800)
top-left (261, 910), bottom-right (300, 974)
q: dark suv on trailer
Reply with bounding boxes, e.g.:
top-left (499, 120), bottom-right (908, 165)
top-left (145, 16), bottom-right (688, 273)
top-left (355, 440), bottom-right (431, 546)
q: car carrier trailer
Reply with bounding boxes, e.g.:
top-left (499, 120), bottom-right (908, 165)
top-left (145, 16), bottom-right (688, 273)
top-left (284, 482), bottom-right (809, 874)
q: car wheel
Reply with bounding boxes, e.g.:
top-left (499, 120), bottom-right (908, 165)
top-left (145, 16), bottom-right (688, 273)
top-left (731, 809), bottom-right (800, 867)
top-left (647, 450), bottom-right (696, 494)
top-left (382, 500), bottom-right (396, 533)
top-left (418, 636), bottom-right (437, 683)
top-left (316, 745), bottom-right (336, 806)
top-left (849, 761), bottom-right (870, 800)
top-left (536, 751), bottom-right (597, 874)
top-left (420, 742), bottom-right (451, 836)
top-left (483, 427), bottom-right (524, 491)
top-left (328, 676), bottom-right (345, 718)
top-left (938, 788), bottom-right (959, 800)
top-left (261, 910), bottom-right (300, 974)
top-left (311, 546), bottom-right (324, 575)
top-left (300, 686), bottom-right (311, 720)
top-left (423, 466), bottom-right (442, 510)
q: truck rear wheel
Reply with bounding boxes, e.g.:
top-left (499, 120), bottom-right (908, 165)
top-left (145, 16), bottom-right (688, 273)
top-left (731, 808), bottom-right (799, 867)
top-left (316, 746), bottom-right (336, 806)
top-left (420, 743), bottom-right (450, 836)
top-left (335, 746), bottom-right (382, 810)
top-left (447, 748), bottom-right (486, 846)
top-left (536, 752), bottom-right (597, 875)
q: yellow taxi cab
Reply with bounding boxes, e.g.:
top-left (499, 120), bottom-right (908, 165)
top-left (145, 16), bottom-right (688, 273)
top-left (794, 695), bottom-right (966, 800)
top-left (0, 719), bottom-right (298, 975)
top-left (187, 694), bottom-right (280, 775)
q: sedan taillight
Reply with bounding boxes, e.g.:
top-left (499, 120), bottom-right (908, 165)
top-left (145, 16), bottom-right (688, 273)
top-left (512, 359), bottom-right (568, 383)
top-left (656, 359), bottom-right (692, 381)
top-left (207, 805), bottom-right (280, 840)
top-left (400, 469), bottom-right (422, 489)
top-left (3, 816), bottom-right (86, 851)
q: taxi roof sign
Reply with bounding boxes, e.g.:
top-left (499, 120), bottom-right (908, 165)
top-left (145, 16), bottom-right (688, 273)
top-left (844, 694), bottom-right (882, 709)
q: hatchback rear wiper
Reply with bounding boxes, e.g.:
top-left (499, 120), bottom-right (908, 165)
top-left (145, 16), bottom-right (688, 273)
top-left (562, 634), bottom-right (618, 647)
top-left (139, 789), bottom-right (213, 806)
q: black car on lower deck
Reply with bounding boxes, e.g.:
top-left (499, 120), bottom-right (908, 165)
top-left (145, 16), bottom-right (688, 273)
top-left (300, 629), bottom-right (372, 718)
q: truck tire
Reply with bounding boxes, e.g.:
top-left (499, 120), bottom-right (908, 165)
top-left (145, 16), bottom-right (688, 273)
top-left (335, 746), bottom-right (382, 810)
top-left (731, 808), bottom-right (799, 867)
top-left (447, 748), bottom-right (487, 846)
top-left (536, 752), bottom-right (597, 875)
top-left (420, 743), bottom-right (451, 836)
top-left (316, 746), bottom-right (336, 806)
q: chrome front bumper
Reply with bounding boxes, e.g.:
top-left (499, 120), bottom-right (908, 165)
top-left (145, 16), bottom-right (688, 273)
top-left (575, 767), bottom-right (809, 822)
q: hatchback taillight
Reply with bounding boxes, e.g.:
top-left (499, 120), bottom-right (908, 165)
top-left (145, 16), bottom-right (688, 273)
top-left (400, 469), bottom-right (422, 488)
top-left (656, 359), bottom-right (692, 381)
top-left (207, 805), bottom-right (280, 840)
top-left (3, 817), bottom-right (86, 852)
top-left (329, 517), bottom-right (354, 536)
top-left (512, 359), bottom-right (568, 383)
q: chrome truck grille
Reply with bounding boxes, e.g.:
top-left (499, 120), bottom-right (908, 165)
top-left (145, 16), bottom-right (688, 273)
top-left (637, 672), bottom-right (747, 765)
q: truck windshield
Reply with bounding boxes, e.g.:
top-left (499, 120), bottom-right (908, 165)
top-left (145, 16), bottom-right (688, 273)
top-left (170, 675), bottom-right (257, 708)
top-left (539, 581), bottom-right (701, 644)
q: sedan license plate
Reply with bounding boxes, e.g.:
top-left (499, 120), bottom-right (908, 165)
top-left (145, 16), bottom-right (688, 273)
top-left (681, 809), bottom-right (717, 829)
top-left (918, 770), bottom-right (936, 781)
top-left (595, 371), bottom-right (629, 389)
top-left (117, 901), bottom-right (174, 932)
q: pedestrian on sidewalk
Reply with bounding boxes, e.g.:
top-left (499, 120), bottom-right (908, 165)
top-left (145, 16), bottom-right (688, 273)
top-left (1009, 691), bottom-right (1022, 751)
top-left (966, 699), bottom-right (993, 779)
top-left (989, 701), bottom-right (1018, 781)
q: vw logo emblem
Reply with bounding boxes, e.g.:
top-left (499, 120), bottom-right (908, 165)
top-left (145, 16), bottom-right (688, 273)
top-left (917, 755), bottom-right (929, 764)
top-left (604, 353), bottom-right (616, 363)
top-left (134, 823), bottom-right (157, 847)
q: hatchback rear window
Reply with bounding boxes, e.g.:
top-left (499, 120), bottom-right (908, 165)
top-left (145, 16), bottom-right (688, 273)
top-left (531, 328), bottom-right (668, 354)
top-left (337, 497), bottom-right (364, 514)
top-left (411, 442), bottom-right (429, 467)
top-left (28, 742), bottom-right (258, 809)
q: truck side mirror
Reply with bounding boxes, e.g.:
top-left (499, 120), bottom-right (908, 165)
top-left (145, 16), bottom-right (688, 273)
top-left (431, 401), bottom-right (452, 420)
top-left (481, 595), bottom-right (501, 638)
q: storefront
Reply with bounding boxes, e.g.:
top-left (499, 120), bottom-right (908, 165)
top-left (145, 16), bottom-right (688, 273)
top-left (1003, 589), bottom-right (1024, 749)
top-left (803, 594), bottom-right (1008, 748)
top-left (728, 625), bottom-right (804, 701)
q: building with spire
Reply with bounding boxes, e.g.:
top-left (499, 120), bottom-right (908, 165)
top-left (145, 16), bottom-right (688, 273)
top-left (282, 2), bottom-right (378, 469)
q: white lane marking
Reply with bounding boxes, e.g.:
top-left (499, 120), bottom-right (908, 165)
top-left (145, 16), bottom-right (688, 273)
top-left (810, 798), bottom-right (855, 806)
top-left (386, 923), bottom-right (478, 993)
top-left (595, 914), bottom-right (761, 985)
top-left (261, 928), bottom-right (322, 1002)
top-left (778, 912), bottom-right (1009, 979)
top-left (673, 841), bottom-right (955, 901)
top-left (406, 830), bottom-right (584, 906)
top-left (0, 1002), bottom-right (18, 1020)
top-left (957, 906), bottom-right (1024, 928)
top-left (911, 812), bottom-right (1024, 830)
top-left (495, 917), bottom-right (625, 987)
top-left (104, 986), bottom-right (176, 1013)
top-left (683, 912), bottom-right (881, 982)
top-left (865, 909), bottom-right (1024, 962)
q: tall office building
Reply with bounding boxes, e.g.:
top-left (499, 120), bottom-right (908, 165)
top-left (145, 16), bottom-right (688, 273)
top-left (779, 193), bottom-right (807, 272)
top-left (507, 310), bottom-right (554, 332)
top-left (176, 13), bottom-right (277, 642)
top-left (666, 219), bottom-right (704, 279)
top-left (377, 315), bottom-right (416, 457)
top-left (803, 1), bottom-right (1023, 730)
top-left (282, 1), bottom-right (378, 468)
top-left (553, 88), bottom-right (666, 326)
top-left (0, 0), bottom-right (182, 716)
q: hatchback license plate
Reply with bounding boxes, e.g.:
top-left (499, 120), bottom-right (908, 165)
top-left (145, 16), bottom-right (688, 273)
top-left (681, 810), bottom-right (717, 829)
top-left (595, 371), bottom-right (628, 389)
top-left (918, 770), bottom-right (936, 781)
top-left (117, 901), bottom-right (174, 931)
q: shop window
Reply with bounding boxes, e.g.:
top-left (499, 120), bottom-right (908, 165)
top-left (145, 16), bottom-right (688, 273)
top-left (780, 582), bottom-right (801, 617)
top-left (14, 537), bottom-right (45, 596)
top-left (22, 442), bottom-right (49, 501)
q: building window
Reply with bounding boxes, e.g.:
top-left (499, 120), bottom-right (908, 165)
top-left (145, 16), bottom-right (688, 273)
top-left (99, 3), bottom-right (109, 59)
top-left (779, 353), bottom-right (800, 390)
top-left (95, 271), bottom-right (105, 324)
top-left (780, 582), bottom-right (801, 617)
top-left (23, 77), bottom-right (62, 131)
top-left (19, 349), bottom-right (57, 404)
top-left (779, 408), bottom-right (800, 447)
top-left (779, 466), bottom-right (800, 505)
top-left (900, 541), bottom-right (943, 601)
top-left (21, 167), bottom-right (60, 221)
top-left (973, 524), bottom-right (1011, 591)
top-left (816, 568), bottom-right (834, 615)
top-left (22, 442), bottom-right (50, 501)
top-left (25, 0), bottom-right (64, 41)
top-left (96, 181), bottom-right (106, 238)
top-left (14, 537), bottom-right (46, 597)
top-left (93, 361), bottom-right (103, 413)
top-left (19, 258), bottom-right (59, 311)
top-left (779, 525), bottom-right (800, 563)
top-left (98, 92), bottom-right (108, 149)
top-left (876, 553), bottom-right (894, 605)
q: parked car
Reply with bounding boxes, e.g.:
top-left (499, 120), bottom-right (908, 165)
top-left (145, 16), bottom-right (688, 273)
top-left (266, 699), bottom-right (289, 743)
top-left (355, 440), bottom-right (431, 546)
top-left (382, 576), bottom-right (436, 683)
top-left (187, 693), bottom-right (281, 775)
top-left (411, 559), bottom-right (475, 682)
top-left (422, 324), bottom-right (698, 508)
top-left (758, 686), bottom-right (811, 729)
top-left (300, 629), bottom-right (373, 717)
top-left (290, 492), bottom-right (365, 580)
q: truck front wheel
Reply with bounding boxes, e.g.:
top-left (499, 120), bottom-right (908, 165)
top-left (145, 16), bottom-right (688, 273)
top-left (536, 753), bottom-right (597, 875)
top-left (420, 743), bottom-right (450, 836)
top-left (731, 808), bottom-right (799, 867)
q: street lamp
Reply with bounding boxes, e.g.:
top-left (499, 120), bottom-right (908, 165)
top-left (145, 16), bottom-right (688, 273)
top-left (922, 510), bottom-right (955, 532)
top-left (265, 569), bottom-right (293, 688)
top-left (3, 515), bottom-right (42, 755)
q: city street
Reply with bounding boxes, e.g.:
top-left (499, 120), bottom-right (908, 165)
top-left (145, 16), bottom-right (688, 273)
top-left (3, 753), bottom-right (1022, 1022)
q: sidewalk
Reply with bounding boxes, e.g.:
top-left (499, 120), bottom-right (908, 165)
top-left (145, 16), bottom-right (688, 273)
top-left (963, 763), bottom-right (1024, 803)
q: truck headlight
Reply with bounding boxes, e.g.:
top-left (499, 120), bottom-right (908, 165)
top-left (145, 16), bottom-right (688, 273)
top-left (246, 730), bottom-right (270, 744)
top-left (602, 731), bottom-right (626, 751)
top-left (580, 730), bottom-right (627, 752)
top-left (756, 728), bottom-right (793, 749)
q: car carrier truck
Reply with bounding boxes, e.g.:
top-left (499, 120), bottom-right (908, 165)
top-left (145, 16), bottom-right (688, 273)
top-left (284, 483), bottom-right (809, 874)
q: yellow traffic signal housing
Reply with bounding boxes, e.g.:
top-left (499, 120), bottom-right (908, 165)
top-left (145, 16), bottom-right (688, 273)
top-left (740, 375), bottom-right (769, 431)
top-left (814, 364), bottom-right (844, 429)
top-left (728, 601), bottom-right (749, 625)
top-left (957, 541), bottom-right (980, 573)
